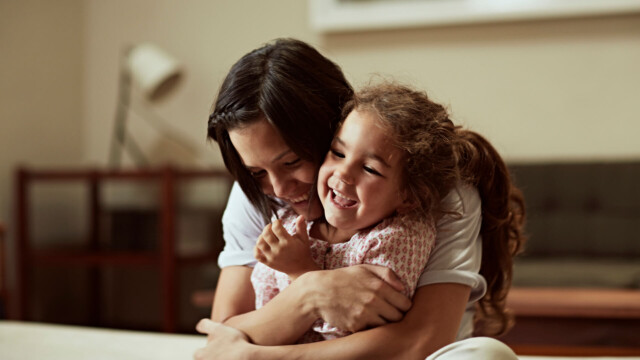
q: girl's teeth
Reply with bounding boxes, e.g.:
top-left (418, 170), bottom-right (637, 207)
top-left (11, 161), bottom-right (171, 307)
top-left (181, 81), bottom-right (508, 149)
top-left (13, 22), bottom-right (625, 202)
top-left (332, 190), bottom-right (350, 201)
top-left (332, 190), bottom-right (357, 207)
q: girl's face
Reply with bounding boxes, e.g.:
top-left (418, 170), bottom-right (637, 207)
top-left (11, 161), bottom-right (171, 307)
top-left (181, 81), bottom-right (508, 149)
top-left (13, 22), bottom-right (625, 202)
top-left (318, 109), bottom-right (408, 232)
top-left (229, 118), bottom-right (324, 220)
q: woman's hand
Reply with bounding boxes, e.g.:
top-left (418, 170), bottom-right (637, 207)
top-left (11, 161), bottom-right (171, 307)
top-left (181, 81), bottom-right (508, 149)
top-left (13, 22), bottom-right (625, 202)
top-left (297, 264), bottom-right (412, 333)
top-left (195, 319), bottom-right (255, 360)
top-left (254, 215), bottom-right (318, 279)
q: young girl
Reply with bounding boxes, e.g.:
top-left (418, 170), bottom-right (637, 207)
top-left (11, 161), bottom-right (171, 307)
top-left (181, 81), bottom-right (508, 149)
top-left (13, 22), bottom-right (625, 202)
top-left (248, 81), bottom-right (513, 343)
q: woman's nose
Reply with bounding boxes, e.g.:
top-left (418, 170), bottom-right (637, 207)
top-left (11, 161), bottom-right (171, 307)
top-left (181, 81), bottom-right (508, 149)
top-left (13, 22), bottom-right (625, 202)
top-left (269, 173), bottom-right (293, 198)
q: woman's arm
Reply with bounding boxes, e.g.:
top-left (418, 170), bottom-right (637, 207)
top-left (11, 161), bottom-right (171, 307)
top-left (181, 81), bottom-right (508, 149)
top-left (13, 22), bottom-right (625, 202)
top-left (196, 282), bottom-right (471, 360)
top-left (211, 185), bottom-right (481, 347)
top-left (211, 260), bottom-right (317, 345)
top-left (211, 265), bottom-right (317, 345)
top-left (210, 266), bottom-right (255, 322)
top-left (199, 185), bottom-right (483, 357)
top-left (213, 183), bottom-right (411, 344)
top-left (218, 264), bottom-right (411, 345)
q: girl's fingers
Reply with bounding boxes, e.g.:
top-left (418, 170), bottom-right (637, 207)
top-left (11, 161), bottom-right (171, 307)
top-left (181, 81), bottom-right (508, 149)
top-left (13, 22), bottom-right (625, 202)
top-left (256, 237), bottom-right (271, 254)
top-left (294, 215), bottom-right (308, 242)
top-left (259, 223), bottom-right (272, 237)
top-left (270, 219), bottom-right (291, 242)
top-left (261, 223), bottom-right (281, 247)
top-left (253, 246), bottom-right (266, 262)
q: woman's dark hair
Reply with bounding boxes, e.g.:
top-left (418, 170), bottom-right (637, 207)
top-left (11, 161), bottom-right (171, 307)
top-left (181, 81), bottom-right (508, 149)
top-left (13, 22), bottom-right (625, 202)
top-left (344, 82), bottom-right (527, 337)
top-left (207, 38), bottom-right (353, 222)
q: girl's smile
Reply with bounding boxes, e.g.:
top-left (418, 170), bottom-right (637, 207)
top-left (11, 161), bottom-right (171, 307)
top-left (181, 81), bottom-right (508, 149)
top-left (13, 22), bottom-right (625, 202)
top-left (317, 108), bottom-right (409, 236)
top-left (329, 188), bottom-right (357, 208)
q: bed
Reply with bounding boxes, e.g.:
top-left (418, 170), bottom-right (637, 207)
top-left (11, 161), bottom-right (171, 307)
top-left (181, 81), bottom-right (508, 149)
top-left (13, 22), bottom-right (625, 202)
top-left (0, 321), bottom-right (203, 360)
top-left (1, 320), bottom-right (638, 360)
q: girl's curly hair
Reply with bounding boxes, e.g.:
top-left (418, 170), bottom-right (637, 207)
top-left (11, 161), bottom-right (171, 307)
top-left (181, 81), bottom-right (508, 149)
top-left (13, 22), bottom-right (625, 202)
top-left (343, 82), bottom-right (526, 336)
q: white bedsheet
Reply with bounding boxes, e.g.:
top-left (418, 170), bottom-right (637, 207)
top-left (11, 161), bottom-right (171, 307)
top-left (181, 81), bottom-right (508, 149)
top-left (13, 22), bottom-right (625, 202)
top-left (0, 321), bottom-right (637, 360)
top-left (0, 321), bottom-right (204, 360)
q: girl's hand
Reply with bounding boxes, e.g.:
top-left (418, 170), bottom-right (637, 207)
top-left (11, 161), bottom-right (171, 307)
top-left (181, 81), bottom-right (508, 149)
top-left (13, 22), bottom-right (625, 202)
top-left (194, 319), bottom-right (254, 360)
top-left (296, 264), bottom-right (412, 333)
top-left (254, 215), bottom-right (319, 279)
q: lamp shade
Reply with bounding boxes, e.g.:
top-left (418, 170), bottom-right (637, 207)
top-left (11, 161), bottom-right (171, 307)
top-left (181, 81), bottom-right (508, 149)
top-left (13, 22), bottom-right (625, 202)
top-left (126, 43), bottom-right (182, 101)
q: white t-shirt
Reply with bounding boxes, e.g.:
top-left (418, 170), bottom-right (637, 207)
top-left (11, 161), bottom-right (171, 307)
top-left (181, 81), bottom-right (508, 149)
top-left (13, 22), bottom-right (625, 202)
top-left (217, 182), bottom-right (487, 339)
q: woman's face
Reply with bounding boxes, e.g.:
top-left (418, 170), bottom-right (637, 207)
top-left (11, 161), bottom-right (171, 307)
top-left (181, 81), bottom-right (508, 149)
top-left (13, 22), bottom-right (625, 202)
top-left (229, 118), bottom-right (324, 220)
top-left (318, 109), bottom-right (407, 232)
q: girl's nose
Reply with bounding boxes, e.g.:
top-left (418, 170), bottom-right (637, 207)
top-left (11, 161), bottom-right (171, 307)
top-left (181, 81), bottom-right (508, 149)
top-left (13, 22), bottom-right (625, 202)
top-left (335, 165), bottom-right (355, 185)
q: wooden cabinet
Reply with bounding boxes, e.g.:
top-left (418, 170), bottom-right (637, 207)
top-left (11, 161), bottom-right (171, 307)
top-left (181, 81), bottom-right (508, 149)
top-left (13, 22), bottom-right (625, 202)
top-left (503, 287), bottom-right (640, 355)
top-left (13, 166), bottom-right (232, 332)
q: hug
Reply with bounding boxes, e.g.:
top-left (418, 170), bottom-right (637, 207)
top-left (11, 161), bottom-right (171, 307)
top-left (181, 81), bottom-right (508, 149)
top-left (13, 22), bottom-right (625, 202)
top-left (196, 38), bottom-right (526, 360)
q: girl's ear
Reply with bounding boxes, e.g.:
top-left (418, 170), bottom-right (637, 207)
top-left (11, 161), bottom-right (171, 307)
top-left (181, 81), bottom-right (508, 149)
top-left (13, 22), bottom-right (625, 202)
top-left (396, 189), bottom-right (417, 214)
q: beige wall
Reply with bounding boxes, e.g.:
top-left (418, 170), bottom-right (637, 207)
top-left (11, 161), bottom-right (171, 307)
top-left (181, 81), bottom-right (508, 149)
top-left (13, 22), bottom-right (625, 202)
top-left (0, 0), bottom-right (84, 208)
top-left (0, 0), bottom-right (85, 297)
top-left (324, 16), bottom-right (640, 162)
top-left (82, 1), bottom-right (640, 167)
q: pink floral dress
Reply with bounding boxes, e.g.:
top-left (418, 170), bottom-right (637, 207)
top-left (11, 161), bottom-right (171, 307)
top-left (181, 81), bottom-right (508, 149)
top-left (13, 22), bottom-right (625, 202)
top-left (250, 208), bottom-right (436, 343)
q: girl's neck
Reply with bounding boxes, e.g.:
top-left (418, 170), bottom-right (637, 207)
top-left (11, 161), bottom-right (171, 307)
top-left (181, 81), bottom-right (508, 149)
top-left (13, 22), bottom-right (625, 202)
top-left (310, 221), bottom-right (357, 244)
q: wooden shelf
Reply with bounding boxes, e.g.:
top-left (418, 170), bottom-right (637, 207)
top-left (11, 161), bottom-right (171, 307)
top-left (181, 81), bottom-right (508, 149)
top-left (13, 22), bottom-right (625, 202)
top-left (13, 166), bottom-right (233, 332)
top-left (507, 287), bottom-right (640, 319)
top-left (29, 250), bottom-right (159, 266)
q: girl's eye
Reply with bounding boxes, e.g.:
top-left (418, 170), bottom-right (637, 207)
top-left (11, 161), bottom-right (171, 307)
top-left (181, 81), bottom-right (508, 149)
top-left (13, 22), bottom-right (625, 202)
top-left (364, 166), bottom-right (382, 176)
top-left (284, 158), bottom-right (301, 166)
top-left (330, 149), bottom-right (345, 158)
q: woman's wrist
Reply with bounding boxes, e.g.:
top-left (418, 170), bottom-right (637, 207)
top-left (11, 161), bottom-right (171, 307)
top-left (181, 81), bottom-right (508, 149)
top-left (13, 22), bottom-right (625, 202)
top-left (291, 270), bottom-right (323, 319)
top-left (244, 343), bottom-right (262, 360)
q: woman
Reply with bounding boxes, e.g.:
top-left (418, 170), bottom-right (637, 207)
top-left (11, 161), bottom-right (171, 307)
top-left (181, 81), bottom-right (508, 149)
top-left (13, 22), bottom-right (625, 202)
top-left (196, 38), bottom-right (525, 359)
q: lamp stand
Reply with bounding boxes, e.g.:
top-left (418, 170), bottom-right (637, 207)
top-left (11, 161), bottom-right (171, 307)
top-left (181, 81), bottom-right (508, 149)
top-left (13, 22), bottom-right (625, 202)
top-left (108, 50), bottom-right (149, 168)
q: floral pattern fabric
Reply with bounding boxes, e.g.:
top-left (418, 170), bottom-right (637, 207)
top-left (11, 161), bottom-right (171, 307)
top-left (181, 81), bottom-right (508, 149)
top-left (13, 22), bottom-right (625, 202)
top-left (251, 208), bottom-right (436, 343)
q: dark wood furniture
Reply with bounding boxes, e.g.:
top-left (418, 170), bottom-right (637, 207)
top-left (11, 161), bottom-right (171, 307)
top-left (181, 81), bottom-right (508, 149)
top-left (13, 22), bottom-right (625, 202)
top-left (13, 166), bottom-right (232, 332)
top-left (504, 287), bottom-right (640, 356)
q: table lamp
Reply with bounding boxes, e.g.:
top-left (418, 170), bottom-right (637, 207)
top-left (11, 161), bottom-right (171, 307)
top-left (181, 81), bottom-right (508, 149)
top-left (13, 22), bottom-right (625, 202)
top-left (108, 43), bottom-right (183, 167)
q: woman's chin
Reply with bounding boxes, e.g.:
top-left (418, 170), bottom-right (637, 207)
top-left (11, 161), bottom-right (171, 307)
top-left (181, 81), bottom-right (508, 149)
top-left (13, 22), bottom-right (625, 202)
top-left (291, 199), bottom-right (324, 220)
